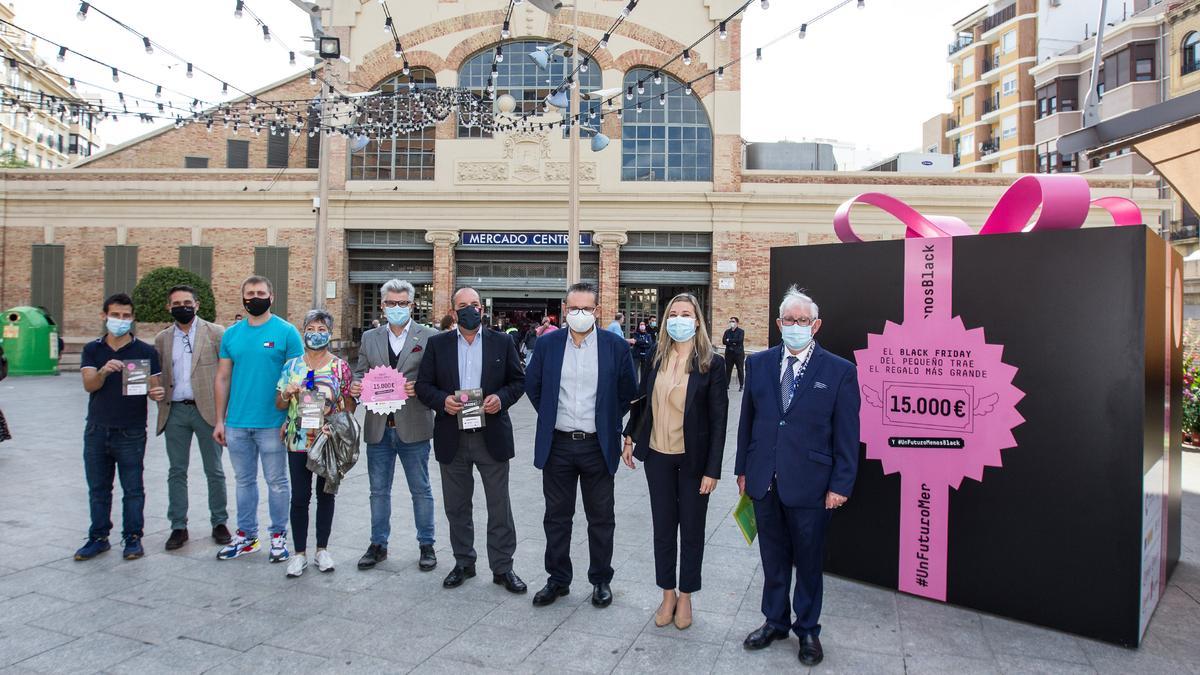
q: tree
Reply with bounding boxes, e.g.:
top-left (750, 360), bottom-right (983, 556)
top-left (0, 151), bottom-right (31, 168)
top-left (131, 267), bottom-right (217, 323)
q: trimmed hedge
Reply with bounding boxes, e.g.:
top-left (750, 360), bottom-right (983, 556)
top-left (131, 267), bottom-right (217, 323)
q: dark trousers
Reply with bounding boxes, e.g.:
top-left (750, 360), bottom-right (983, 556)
top-left (644, 450), bottom-right (710, 593)
top-left (439, 431), bottom-right (516, 574)
top-left (83, 424), bottom-right (147, 541)
top-left (543, 434), bottom-right (615, 586)
top-left (754, 482), bottom-right (831, 637)
top-left (725, 350), bottom-right (745, 387)
top-left (287, 452), bottom-right (334, 553)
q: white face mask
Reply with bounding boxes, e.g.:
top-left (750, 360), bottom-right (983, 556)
top-left (566, 311), bottom-right (596, 333)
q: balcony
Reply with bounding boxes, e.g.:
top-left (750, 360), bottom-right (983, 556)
top-left (982, 3), bottom-right (1016, 33)
top-left (982, 94), bottom-right (1001, 114)
top-left (1170, 224), bottom-right (1198, 241)
top-left (946, 117), bottom-right (959, 131)
top-left (982, 54), bottom-right (999, 74)
top-left (953, 154), bottom-right (961, 167)
top-left (980, 139), bottom-right (1000, 155)
top-left (948, 35), bottom-right (974, 56)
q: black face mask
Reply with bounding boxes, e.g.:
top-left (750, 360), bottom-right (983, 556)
top-left (456, 306), bottom-right (482, 331)
top-left (243, 297), bottom-right (271, 317)
top-left (170, 305), bottom-right (196, 325)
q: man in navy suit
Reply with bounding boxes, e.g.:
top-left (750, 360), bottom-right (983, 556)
top-left (525, 282), bottom-right (637, 609)
top-left (415, 287), bottom-right (528, 594)
top-left (735, 287), bottom-right (860, 666)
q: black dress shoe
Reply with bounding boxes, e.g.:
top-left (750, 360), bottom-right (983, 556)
top-left (591, 582), bottom-right (613, 608)
top-left (743, 623), bottom-right (790, 650)
top-left (211, 524), bottom-right (232, 545)
top-left (493, 570), bottom-right (527, 594)
top-left (532, 582), bottom-right (569, 607)
top-left (165, 529), bottom-right (188, 550)
top-left (442, 564), bottom-right (476, 588)
top-left (418, 544), bottom-right (436, 571)
top-left (798, 634), bottom-right (823, 666)
top-left (357, 543), bottom-right (387, 570)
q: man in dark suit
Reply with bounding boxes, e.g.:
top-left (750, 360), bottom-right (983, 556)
top-left (415, 287), bottom-right (528, 594)
top-left (525, 282), bottom-right (637, 609)
top-left (722, 316), bottom-right (745, 390)
top-left (735, 287), bottom-right (860, 666)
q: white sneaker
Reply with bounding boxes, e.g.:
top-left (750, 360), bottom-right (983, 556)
top-left (315, 549), bottom-right (335, 573)
top-left (286, 553), bottom-right (307, 578)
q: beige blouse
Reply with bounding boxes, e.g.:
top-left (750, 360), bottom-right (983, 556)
top-left (650, 352), bottom-right (690, 455)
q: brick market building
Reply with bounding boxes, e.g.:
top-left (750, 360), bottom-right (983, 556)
top-left (0, 0), bottom-right (1166, 353)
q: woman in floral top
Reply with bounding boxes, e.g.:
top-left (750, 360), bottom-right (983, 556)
top-left (275, 309), bottom-right (355, 578)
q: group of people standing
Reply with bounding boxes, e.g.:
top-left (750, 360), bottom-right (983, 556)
top-left (73, 275), bottom-right (859, 666)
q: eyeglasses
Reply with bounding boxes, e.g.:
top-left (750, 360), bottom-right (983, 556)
top-left (779, 317), bottom-right (816, 327)
top-left (180, 332), bottom-right (193, 354)
top-left (382, 300), bottom-right (412, 309)
top-left (566, 307), bottom-right (596, 316)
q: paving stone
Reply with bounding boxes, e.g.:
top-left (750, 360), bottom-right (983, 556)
top-left (265, 614), bottom-right (372, 656)
top-left (11, 632), bottom-right (149, 673)
top-left (107, 636), bottom-right (241, 674)
top-left (236, 644), bottom-right (329, 673)
top-left (980, 615), bottom-right (1090, 664)
top-left (0, 594), bottom-right (78, 626)
top-left (612, 632), bottom-right (722, 674)
top-left (181, 606), bottom-right (302, 652)
top-left (351, 619), bottom-right (462, 666)
top-left (0, 624), bottom-right (76, 668)
top-left (435, 623), bottom-right (549, 669)
top-left (904, 653), bottom-right (1001, 675)
top-left (102, 604), bottom-right (226, 645)
top-left (27, 597), bottom-right (147, 638)
top-left (993, 653), bottom-right (1099, 675)
top-left (522, 628), bottom-right (629, 673)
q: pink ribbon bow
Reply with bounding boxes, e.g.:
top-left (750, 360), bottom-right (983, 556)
top-left (833, 174), bottom-right (1142, 243)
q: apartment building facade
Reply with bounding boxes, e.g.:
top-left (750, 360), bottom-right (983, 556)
top-left (944, 0), bottom-right (1105, 173)
top-left (0, 2), bottom-right (102, 168)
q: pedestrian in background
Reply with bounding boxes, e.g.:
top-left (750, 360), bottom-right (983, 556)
top-left (722, 317), bottom-right (746, 391)
top-left (213, 276), bottom-right (303, 562)
top-left (276, 309), bottom-right (355, 578)
top-left (75, 293), bottom-right (165, 562)
top-left (622, 293), bottom-right (727, 630)
top-left (154, 284), bottom-right (230, 551)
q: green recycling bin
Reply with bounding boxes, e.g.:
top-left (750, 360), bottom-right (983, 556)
top-left (2, 306), bottom-right (60, 375)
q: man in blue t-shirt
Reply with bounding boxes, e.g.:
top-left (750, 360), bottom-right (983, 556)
top-left (213, 276), bottom-right (303, 562)
top-left (75, 293), bottom-right (165, 562)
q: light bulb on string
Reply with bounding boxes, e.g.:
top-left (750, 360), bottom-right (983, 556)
top-left (718, 22), bottom-right (727, 39)
top-left (761, 0), bottom-right (769, 8)
top-left (636, 80), bottom-right (645, 94)
top-left (143, 37), bottom-right (153, 54)
top-left (155, 85), bottom-right (162, 98)
top-left (384, 16), bottom-right (393, 34)
top-left (580, 58), bottom-right (589, 73)
top-left (234, 0), bottom-right (243, 18)
top-left (56, 46), bottom-right (66, 62)
top-left (402, 61), bottom-right (410, 75)
top-left (798, 23), bottom-right (807, 39)
top-left (186, 63), bottom-right (194, 78)
top-left (262, 25), bottom-right (270, 42)
top-left (222, 82), bottom-right (229, 94)
top-left (756, 48), bottom-right (762, 61)
top-left (858, 0), bottom-right (865, 7)
top-left (394, 42), bottom-right (403, 58)
top-left (653, 71), bottom-right (661, 85)
top-left (625, 86), bottom-right (633, 100)
top-left (682, 49), bottom-right (691, 65)
top-left (684, 83), bottom-right (692, 95)
top-left (716, 66), bottom-right (724, 80)
top-left (289, 51), bottom-right (296, 65)
top-left (621, 0), bottom-right (635, 17)
top-left (111, 67), bottom-right (119, 83)
top-left (76, 2), bottom-right (89, 20)
top-left (635, 102), bottom-right (643, 114)
top-left (495, 46), bottom-right (504, 63)
top-left (598, 33), bottom-right (610, 50)
top-left (658, 93), bottom-right (665, 106)
top-left (501, 21), bottom-right (510, 39)
top-left (309, 71), bottom-right (317, 85)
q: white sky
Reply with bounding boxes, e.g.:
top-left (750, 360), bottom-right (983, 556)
top-left (14, 0), bottom-right (984, 158)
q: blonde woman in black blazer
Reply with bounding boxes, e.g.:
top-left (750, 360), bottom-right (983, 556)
top-left (622, 293), bottom-right (728, 630)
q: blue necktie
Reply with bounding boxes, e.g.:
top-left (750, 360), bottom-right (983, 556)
top-left (781, 355), bottom-right (799, 410)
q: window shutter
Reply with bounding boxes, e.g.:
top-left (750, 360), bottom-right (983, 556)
top-left (226, 140), bottom-right (250, 168)
top-left (31, 244), bottom-right (65, 326)
top-left (178, 246), bottom-right (213, 281)
top-left (267, 129), bottom-right (289, 169)
top-left (184, 156), bottom-right (209, 169)
top-left (254, 246), bottom-right (290, 319)
top-left (104, 245), bottom-right (139, 297)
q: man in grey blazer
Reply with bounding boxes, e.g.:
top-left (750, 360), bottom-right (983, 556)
top-left (352, 279), bottom-right (439, 571)
top-left (154, 284), bottom-right (230, 550)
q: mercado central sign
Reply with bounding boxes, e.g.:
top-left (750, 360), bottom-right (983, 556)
top-left (460, 231), bottom-right (594, 248)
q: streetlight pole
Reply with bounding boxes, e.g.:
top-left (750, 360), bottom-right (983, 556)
top-left (312, 86), bottom-right (330, 310)
top-left (567, 2), bottom-right (581, 285)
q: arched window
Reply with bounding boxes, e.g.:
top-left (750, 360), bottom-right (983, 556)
top-left (621, 68), bottom-right (712, 182)
top-left (1184, 32), bottom-right (1200, 76)
top-left (349, 67), bottom-right (437, 180)
top-left (457, 39), bottom-right (601, 138)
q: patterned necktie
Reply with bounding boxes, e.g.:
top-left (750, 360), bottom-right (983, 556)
top-left (781, 355), bottom-right (799, 410)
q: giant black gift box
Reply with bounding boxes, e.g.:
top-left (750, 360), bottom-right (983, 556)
top-left (769, 225), bottom-right (1183, 647)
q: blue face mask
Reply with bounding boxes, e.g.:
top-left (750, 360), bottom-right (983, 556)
top-left (304, 331), bottom-right (331, 350)
top-left (781, 324), bottom-right (813, 351)
top-left (106, 318), bottom-right (132, 337)
top-left (384, 305), bottom-right (410, 326)
top-left (666, 316), bottom-right (697, 342)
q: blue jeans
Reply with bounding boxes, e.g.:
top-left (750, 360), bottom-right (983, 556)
top-left (367, 429), bottom-right (435, 547)
top-left (83, 424), bottom-right (147, 541)
top-left (225, 427), bottom-right (290, 539)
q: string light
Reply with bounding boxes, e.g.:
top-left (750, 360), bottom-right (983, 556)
top-left (289, 51), bottom-right (296, 65)
top-left (621, 1), bottom-right (636, 17)
top-left (636, 80), bottom-right (645, 94)
top-left (658, 93), bottom-right (665, 106)
top-left (716, 65), bottom-right (724, 80)
top-left (384, 16), bottom-right (393, 33)
top-left (111, 67), bottom-right (119, 83)
top-left (76, 2), bottom-right (89, 20)
top-left (761, 0), bottom-right (769, 7)
top-left (186, 62), bottom-right (194, 77)
top-left (756, 47), bottom-right (762, 61)
top-left (56, 46), bottom-right (67, 62)
top-left (652, 71), bottom-right (662, 85)
top-left (858, 0), bottom-right (865, 7)
top-left (718, 22), bottom-right (727, 39)
top-left (501, 21), bottom-right (511, 39)
top-left (234, 0), bottom-right (243, 18)
top-left (393, 42), bottom-right (402, 58)
top-left (261, 25), bottom-right (270, 42)
top-left (798, 23), bottom-right (807, 38)
top-left (598, 33), bottom-right (610, 50)
top-left (494, 46), bottom-right (504, 63)
top-left (143, 37), bottom-right (153, 54)
top-left (682, 49), bottom-right (691, 65)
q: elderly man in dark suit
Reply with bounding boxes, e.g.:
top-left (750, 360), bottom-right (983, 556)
top-left (415, 287), bottom-right (528, 594)
top-left (735, 287), bottom-right (861, 666)
top-left (525, 282), bottom-right (637, 609)
top-left (352, 279), bottom-right (439, 572)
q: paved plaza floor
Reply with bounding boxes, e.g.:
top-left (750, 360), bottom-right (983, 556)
top-left (0, 374), bottom-right (1197, 674)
